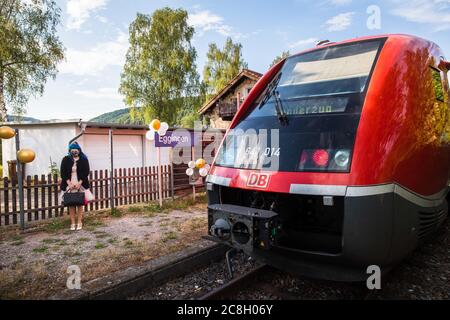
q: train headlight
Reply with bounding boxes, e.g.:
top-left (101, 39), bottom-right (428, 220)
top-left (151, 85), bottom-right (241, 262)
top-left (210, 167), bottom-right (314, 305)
top-left (334, 150), bottom-right (350, 168)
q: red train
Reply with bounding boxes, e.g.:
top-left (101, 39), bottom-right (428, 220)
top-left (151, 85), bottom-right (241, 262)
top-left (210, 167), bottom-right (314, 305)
top-left (206, 34), bottom-right (450, 281)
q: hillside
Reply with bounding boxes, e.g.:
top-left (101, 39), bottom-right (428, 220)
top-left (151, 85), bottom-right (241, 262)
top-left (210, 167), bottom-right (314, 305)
top-left (5, 115), bottom-right (41, 123)
top-left (90, 108), bottom-right (144, 125)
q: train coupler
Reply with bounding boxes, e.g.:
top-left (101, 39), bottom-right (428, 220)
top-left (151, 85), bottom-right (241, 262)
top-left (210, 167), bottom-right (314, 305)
top-left (208, 204), bottom-right (281, 253)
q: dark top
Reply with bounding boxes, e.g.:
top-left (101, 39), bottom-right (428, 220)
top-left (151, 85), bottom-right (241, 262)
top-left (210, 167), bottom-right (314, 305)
top-left (60, 156), bottom-right (91, 191)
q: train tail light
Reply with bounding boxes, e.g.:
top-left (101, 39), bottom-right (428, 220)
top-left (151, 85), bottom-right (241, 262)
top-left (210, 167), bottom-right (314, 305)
top-left (312, 149), bottom-right (329, 167)
top-left (298, 149), bottom-right (351, 172)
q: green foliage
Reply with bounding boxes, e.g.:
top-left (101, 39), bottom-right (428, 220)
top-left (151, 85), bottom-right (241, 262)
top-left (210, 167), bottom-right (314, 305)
top-left (0, 0), bottom-right (65, 119)
top-left (90, 108), bottom-right (138, 125)
top-left (119, 8), bottom-right (200, 126)
top-left (110, 208), bottom-right (123, 218)
top-left (270, 51), bottom-right (290, 68)
top-left (203, 37), bottom-right (248, 98)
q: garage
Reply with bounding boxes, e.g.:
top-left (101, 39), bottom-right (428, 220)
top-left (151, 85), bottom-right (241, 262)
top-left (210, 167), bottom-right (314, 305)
top-left (82, 134), bottom-right (143, 171)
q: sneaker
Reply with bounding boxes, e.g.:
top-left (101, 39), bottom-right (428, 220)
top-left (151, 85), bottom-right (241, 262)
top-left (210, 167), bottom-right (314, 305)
top-left (70, 224), bottom-right (76, 231)
top-left (76, 223), bottom-right (83, 231)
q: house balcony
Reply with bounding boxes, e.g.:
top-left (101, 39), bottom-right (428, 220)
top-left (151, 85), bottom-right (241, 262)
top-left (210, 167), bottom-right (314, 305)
top-left (218, 102), bottom-right (238, 120)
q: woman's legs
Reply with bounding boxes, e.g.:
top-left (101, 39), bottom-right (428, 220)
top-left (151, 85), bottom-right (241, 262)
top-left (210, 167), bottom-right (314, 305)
top-left (76, 205), bottom-right (84, 228)
top-left (69, 206), bottom-right (76, 229)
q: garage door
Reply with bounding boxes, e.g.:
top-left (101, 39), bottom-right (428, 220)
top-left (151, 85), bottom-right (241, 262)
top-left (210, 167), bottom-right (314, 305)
top-left (82, 134), bottom-right (143, 171)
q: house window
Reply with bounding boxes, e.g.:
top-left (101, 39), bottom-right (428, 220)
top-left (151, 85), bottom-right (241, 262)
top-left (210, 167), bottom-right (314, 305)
top-left (431, 67), bottom-right (445, 102)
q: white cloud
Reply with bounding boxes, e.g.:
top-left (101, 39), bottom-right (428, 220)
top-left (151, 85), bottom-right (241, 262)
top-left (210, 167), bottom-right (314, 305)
top-left (59, 32), bottom-right (128, 76)
top-left (74, 87), bottom-right (121, 100)
top-left (288, 37), bottom-right (318, 49)
top-left (390, 0), bottom-right (450, 31)
top-left (325, 12), bottom-right (355, 31)
top-left (188, 10), bottom-right (250, 39)
top-left (66, 0), bottom-right (108, 30)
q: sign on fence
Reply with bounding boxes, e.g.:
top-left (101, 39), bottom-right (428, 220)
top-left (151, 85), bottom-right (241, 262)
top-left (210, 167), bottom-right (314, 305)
top-left (155, 131), bottom-right (200, 148)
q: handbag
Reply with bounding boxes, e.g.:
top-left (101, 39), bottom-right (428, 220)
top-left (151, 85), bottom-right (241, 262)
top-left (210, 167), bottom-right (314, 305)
top-left (63, 191), bottom-right (86, 206)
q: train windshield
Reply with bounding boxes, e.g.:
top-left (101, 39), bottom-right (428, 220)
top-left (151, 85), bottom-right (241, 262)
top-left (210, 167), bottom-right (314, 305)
top-left (215, 39), bottom-right (385, 173)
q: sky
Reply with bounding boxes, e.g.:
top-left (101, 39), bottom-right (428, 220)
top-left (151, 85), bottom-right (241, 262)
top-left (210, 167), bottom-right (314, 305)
top-left (22, 0), bottom-right (450, 121)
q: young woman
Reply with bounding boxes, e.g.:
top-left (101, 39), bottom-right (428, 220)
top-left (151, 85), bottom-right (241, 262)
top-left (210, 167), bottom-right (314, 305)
top-left (60, 142), bottom-right (94, 231)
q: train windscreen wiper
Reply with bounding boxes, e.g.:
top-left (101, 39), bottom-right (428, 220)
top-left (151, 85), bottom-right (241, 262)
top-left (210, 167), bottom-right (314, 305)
top-left (274, 90), bottom-right (288, 125)
top-left (258, 73), bottom-right (282, 110)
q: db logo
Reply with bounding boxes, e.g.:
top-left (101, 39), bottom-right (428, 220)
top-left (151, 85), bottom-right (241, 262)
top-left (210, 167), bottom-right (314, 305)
top-left (247, 173), bottom-right (270, 189)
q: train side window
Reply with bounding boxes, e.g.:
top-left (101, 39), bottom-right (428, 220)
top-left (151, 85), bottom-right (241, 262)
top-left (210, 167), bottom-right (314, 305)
top-left (430, 67), bottom-right (445, 102)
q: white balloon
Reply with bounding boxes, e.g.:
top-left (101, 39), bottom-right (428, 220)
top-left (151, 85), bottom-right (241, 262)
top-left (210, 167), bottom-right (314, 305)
top-left (203, 164), bottom-right (211, 171)
top-left (188, 161), bottom-right (196, 169)
top-left (145, 130), bottom-right (155, 141)
top-left (186, 168), bottom-right (194, 176)
top-left (199, 168), bottom-right (209, 177)
top-left (158, 128), bottom-right (168, 136)
top-left (160, 122), bottom-right (169, 132)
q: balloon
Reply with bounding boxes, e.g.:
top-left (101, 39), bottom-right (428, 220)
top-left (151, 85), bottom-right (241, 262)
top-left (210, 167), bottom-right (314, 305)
top-left (150, 119), bottom-right (161, 131)
top-left (160, 122), bottom-right (169, 132)
top-left (186, 168), bottom-right (194, 176)
top-left (188, 161), bottom-right (196, 169)
top-left (17, 149), bottom-right (36, 164)
top-left (204, 164), bottom-right (211, 171)
top-left (199, 168), bottom-right (209, 177)
top-left (0, 126), bottom-right (16, 140)
top-left (195, 158), bottom-right (206, 169)
top-left (145, 130), bottom-right (155, 141)
top-left (158, 128), bottom-right (168, 136)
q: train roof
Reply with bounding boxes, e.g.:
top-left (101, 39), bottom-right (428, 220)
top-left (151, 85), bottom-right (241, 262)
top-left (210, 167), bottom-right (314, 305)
top-left (289, 34), bottom-right (441, 59)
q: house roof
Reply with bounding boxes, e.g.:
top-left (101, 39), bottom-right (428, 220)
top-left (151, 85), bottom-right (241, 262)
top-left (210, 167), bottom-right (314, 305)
top-left (1, 119), bottom-right (82, 126)
top-left (198, 69), bottom-right (262, 115)
top-left (1, 119), bottom-right (225, 132)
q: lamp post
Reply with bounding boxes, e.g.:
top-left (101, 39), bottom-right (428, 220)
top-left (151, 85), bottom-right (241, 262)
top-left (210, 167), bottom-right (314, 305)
top-left (0, 126), bottom-right (36, 230)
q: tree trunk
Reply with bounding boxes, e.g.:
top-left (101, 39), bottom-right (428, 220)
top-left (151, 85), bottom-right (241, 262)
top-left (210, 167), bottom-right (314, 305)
top-left (0, 73), bottom-right (7, 122)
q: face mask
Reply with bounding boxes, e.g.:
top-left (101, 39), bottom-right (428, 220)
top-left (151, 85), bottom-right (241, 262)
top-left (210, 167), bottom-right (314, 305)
top-left (71, 150), bottom-right (80, 157)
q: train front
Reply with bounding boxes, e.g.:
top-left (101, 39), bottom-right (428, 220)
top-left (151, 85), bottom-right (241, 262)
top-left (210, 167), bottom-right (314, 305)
top-left (205, 38), bottom-right (388, 281)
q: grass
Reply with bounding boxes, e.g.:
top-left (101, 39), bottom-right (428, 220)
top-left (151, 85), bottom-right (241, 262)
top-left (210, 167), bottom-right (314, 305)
top-left (11, 240), bottom-right (25, 246)
top-left (41, 238), bottom-right (61, 245)
top-left (44, 219), bottom-right (71, 233)
top-left (10, 235), bottom-right (24, 242)
top-left (83, 216), bottom-right (106, 232)
top-left (110, 208), bottom-right (123, 218)
top-left (63, 248), bottom-right (81, 257)
top-left (123, 240), bottom-right (135, 248)
top-left (78, 237), bottom-right (90, 243)
top-left (94, 243), bottom-right (107, 250)
top-left (161, 231), bottom-right (178, 243)
top-left (32, 246), bottom-right (49, 253)
top-left (128, 206), bottom-right (142, 213)
top-left (57, 240), bottom-right (69, 247)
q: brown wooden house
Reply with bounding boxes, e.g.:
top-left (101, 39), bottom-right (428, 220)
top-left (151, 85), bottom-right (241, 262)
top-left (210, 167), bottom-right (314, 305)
top-left (198, 69), bottom-right (262, 129)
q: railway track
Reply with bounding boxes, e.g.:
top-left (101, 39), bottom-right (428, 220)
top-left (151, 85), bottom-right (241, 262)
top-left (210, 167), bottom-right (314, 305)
top-left (95, 218), bottom-right (449, 300)
top-left (84, 243), bottom-right (228, 300)
top-left (198, 265), bottom-right (271, 300)
top-left (196, 265), bottom-right (383, 300)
